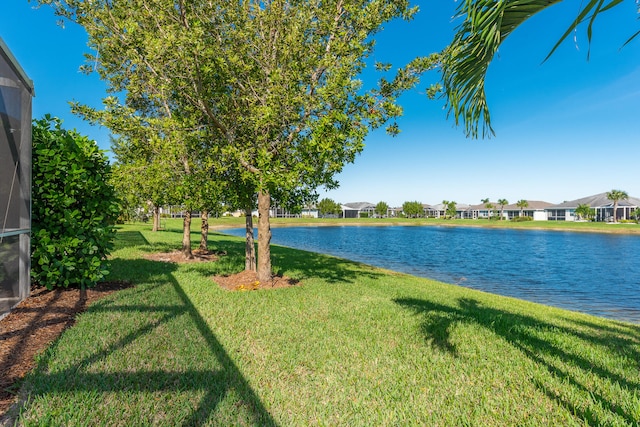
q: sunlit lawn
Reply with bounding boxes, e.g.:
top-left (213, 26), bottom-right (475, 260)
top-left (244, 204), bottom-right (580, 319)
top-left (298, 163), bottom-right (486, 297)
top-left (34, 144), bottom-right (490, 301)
top-left (14, 222), bottom-right (640, 425)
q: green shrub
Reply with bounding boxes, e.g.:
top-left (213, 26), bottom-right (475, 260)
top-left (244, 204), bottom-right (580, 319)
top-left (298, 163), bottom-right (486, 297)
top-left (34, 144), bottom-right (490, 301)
top-left (31, 116), bottom-right (119, 290)
top-left (511, 216), bottom-right (533, 222)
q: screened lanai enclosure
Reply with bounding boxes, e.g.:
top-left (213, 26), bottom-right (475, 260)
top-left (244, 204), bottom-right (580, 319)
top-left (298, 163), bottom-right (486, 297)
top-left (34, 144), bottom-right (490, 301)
top-left (0, 38), bottom-right (34, 319)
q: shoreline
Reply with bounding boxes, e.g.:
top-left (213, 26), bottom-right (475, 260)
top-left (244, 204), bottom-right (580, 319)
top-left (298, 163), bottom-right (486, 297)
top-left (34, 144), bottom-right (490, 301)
top-left (209, 219), bottom-right (640, 235)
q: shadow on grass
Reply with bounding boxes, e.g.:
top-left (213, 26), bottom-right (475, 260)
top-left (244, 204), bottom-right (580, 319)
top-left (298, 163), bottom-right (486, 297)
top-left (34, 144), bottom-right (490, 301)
top-left (0, 289), bottom-right (87, 406)
top-left (113, 230), bottom-right (151, 249)
top-left (169, 232), bottom-right (386, 285)
top-left (395, 297), bottom-right (640, 426)
top-left (115, 228), bottom-right (384, 285)
top-left (270, 244), bottom-right (384, 284)
top-left (17, 258), bottom-right (278, 426)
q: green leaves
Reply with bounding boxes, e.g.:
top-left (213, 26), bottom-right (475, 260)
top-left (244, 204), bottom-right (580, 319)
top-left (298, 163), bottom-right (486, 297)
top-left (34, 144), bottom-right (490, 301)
top-left (31, 116), bottom-right (119, 290)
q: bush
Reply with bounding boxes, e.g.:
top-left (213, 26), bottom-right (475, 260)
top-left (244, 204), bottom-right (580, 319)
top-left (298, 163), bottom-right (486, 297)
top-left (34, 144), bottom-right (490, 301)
top-left (511, 216), bottom-right (533, 222)
top-left (31, 116), bottom-right (120, 290)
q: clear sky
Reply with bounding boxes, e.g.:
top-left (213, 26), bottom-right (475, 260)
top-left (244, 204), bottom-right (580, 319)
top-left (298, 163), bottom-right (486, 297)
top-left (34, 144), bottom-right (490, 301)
top-left (3, 1), bottom-right (639, 207)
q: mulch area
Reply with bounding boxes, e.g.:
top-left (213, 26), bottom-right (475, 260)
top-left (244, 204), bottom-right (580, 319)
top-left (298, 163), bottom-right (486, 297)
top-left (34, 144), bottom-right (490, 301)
top-left (214, 269), bottom-right (299, 291)
top-left (0, 281), bottom-right (132, 417)
top-left (0, 251), bottom-right (298, 418)
top-left (142, 249), bottom-right (300, 291)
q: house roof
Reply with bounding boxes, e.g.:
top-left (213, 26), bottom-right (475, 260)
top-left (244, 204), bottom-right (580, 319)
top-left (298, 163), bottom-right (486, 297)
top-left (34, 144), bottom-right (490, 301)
top-left (549, 193), bottom-right (640, 209)
top-left (342, 202), bottom-right (375, 210)
top-left (0, 37), bottom-right (35, 95)
top-left (430, 203), bottom-right (471, 210)
top-left (503, 200), bottom-right (554, 210)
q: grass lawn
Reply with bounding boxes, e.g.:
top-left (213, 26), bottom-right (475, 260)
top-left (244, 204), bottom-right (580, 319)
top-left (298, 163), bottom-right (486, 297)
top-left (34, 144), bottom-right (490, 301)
top-left (13, 222), bottom-right (640, 426)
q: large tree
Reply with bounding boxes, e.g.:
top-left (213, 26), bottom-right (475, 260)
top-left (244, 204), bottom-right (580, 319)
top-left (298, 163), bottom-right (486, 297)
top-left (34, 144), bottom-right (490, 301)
top-left (402, 201), bottom-right (423, 218)
top-left (441, 0), bottom-right (637, 138)
top-left (606, 189), bottom-right (629, 223)
top-left (110, 135), bottom-right (177, 231)
top-left (375, 201), bottom-right (390, 218)
top-left (318, 198), bottom-right (341, 217)
top-left (42, 0), bottom-right (437, 282)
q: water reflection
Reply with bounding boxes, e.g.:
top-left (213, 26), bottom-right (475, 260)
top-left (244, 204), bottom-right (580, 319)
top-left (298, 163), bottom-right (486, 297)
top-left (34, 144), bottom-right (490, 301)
top-left (223, 226), bottom-right (640, 323)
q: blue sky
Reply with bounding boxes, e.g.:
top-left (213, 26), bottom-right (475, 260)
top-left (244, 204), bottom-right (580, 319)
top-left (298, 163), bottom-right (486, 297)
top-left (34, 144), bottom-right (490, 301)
top-left (3, 1), bottom-right (639, 207)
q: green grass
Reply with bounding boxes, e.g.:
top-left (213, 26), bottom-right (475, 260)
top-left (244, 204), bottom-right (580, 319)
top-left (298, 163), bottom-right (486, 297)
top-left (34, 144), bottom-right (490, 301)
top-left (159, 215), bottom-right (640, 235)
top-left (13, 222), bottom-right (640, 426)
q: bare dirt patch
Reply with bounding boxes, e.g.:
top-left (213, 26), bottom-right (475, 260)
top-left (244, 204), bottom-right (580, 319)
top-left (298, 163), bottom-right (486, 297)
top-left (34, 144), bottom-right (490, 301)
top-left (214, 270), bottom-right (299, 291)
top-left (0, 281), bottom-right (132, 417)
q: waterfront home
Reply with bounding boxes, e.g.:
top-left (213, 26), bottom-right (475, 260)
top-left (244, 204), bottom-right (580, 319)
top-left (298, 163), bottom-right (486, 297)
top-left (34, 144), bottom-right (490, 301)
top-left (546, 193), bottom-right (640, 222)
top-left (341, 202), bottom-right (375, 218)
top-left (462, 200), bottom-right (553, 220)
top-left (429, 203), bottom-right (472, 219)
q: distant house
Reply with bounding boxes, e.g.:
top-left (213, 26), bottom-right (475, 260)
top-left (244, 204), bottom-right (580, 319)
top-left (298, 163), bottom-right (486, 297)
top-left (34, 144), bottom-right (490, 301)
top-left (504, 201), bottom-right (553, 220)
top-left (546, 193), bottom-right (640, 222)
top-left (429, 203), bottom-right (471, 219)
top-left (388, 207), bottom-right (403, 217)
top-left (1, 38), bottom-right (34, 319)
top-left (341, 202), bottom-right (375, 218)
top-left (246, 205), bottom-right (319, 218)
top-left (464, 202), bottom-right (498, 220)
top-left (463, 200), bottom-right (553, 220)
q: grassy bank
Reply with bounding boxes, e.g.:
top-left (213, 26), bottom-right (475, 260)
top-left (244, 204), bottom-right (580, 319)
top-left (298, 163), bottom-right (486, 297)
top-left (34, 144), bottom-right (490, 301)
top-left (179, 215), bottom-right (640, 235)
top-left (13, 223), bottom-right (640, 425)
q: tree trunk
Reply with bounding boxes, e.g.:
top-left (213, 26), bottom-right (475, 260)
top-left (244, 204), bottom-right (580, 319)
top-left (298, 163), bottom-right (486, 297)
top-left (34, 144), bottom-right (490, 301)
top-left (182, 210), bottom-right (193, 259)
top-left (152, 205), bottom-right (160, 231)
top-left (245, 208), bottom-right (256, 272)
top-left (613, 202), bottom-right (618, 223)
top-left (200, 210), bottom-right (209, 251)
top-left (257, 190), bottom-right (272, 283)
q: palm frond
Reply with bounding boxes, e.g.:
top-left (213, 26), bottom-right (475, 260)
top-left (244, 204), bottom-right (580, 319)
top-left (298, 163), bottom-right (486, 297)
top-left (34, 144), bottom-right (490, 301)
top-left (442, 0), bottom-right (558, 139)
top-left (441, 0), bottom-right (631, 139)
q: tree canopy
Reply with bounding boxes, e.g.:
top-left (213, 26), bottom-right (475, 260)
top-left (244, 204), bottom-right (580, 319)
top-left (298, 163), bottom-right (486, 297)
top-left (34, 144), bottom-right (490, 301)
top-left (318, 198), bottom-right (341, 217)
top-left (375, 201), bottom-right (390, 218)
top-left (402, 201), bottom-right (423, 218)
top-left (41, 0), bottom-right (439, 281)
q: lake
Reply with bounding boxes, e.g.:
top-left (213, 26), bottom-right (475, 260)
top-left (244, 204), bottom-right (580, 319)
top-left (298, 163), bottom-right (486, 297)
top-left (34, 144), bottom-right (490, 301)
top-left (222, 226), bottom-right (640, 323)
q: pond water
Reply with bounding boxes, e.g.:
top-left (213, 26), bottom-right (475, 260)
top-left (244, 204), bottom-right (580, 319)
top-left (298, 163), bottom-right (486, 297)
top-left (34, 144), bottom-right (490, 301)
top-left (222, 226), bottom-right (640, 323)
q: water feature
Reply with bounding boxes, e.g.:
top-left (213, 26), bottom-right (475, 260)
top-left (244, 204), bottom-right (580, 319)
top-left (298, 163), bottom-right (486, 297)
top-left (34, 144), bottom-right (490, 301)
top-left (222, 226), bottom-right (640, 323)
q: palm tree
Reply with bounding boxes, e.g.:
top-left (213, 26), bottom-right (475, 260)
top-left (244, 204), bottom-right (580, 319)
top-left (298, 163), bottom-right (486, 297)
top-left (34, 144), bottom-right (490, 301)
top-left (441, 1), bottom-right (635, 138)
top-left (442, 200), bottom-right (449, 219)
top-left (575, 203), bottom-right (593, 221)
top-left (497, 198), bottom-right (508, 221)
top-left (481, 198), bottom-right (493, 220)
top-left (446, 201), bottom-right (457, 219)
top-left (606, 189), bottom-right (629, 223)
top-left (516, 199), bottom-right (529, 218)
